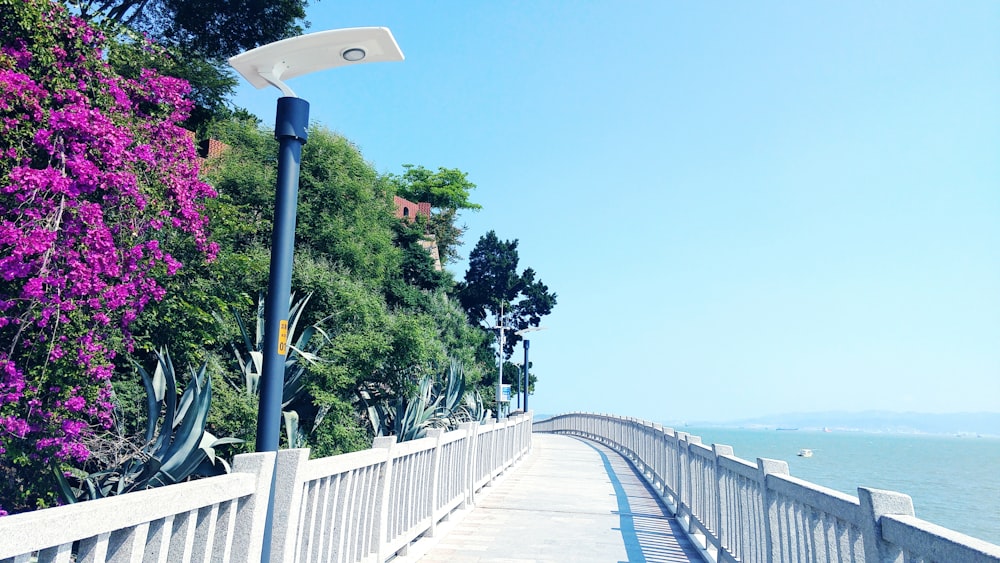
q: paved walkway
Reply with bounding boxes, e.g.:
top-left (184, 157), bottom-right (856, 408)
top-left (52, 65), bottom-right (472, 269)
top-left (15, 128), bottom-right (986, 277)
top-left (412, 433), bottom-right (705, 563)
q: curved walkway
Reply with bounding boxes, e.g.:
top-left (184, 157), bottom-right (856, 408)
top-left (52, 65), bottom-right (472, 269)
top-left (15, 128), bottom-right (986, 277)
top-left (412, 432), bottom-right (705, 563)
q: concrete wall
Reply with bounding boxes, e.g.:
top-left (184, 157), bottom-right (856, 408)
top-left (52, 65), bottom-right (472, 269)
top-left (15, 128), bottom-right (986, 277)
top-left (535, 413), bottom-right (1000, 563)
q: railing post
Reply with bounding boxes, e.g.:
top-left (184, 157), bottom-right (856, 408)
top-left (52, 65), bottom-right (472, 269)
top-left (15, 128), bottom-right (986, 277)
top-left (373, 436), bottom-right (396, 562)
top-left (651, 423), bottom-right (664, 491)
top-left (484, 420), bottom-right (496, 486)
top-left (459, 422), bottom-right (477, 508)
top-left (758, 457), bottom-right (790, 563)
top-left (713, 444), bottom-right (734, 555)
top-left (526, 410), bottom-right (533, 454)
top-left (270, 448), bottom-right (310, 563)
top-left (671, 431), bottom-right (686, 527)
top-left (858, 487), bottom-right (915, 563)
top-left (227, 451), bottom-right (277, 563)
top-left (427, 428), bottom-right (445, 538)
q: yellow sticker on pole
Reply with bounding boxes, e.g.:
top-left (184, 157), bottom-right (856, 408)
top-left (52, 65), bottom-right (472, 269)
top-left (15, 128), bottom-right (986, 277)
top-left (277, 320), bottom-right (288, 356)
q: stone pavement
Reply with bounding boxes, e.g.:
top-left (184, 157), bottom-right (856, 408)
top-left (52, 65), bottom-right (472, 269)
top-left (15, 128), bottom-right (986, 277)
top-left (405, 432), bottom-right (705, 563)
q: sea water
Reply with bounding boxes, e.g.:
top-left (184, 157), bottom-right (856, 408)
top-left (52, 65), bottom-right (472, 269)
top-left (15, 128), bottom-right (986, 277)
top-left (681, 426), bottom-right (1000, 546)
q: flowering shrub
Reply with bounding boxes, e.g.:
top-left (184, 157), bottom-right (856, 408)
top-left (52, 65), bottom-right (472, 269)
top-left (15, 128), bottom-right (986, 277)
top-left (0, 0), bottom-right (217, 512)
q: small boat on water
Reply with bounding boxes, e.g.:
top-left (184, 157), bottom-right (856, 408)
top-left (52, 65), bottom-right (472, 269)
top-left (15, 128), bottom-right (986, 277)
top-left (797, 449), bottom-right (813, 457)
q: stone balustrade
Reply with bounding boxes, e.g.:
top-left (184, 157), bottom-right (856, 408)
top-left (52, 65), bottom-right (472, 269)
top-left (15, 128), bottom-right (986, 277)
top-left (0, 413), bottom-right (532, 562)
top-left (534, 412), bottom-right (1000, 563)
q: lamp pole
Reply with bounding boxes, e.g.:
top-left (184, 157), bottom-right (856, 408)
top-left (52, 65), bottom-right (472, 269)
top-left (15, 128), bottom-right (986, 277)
top-left (515, 326), bottom-right (545, 414)
top-left (522, 339), bottom-right (529, 411)
top-left (494, 302), bottom-right (513, 420)
top-left (228, 28), bottom-right (403, 562)
top-left (257, 95), bottom-right (308, 452)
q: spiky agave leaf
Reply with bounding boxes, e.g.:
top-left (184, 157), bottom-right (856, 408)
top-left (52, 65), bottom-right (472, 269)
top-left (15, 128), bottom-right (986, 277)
top-left (282, 410), bottom-right (303, 448)
top-left (146, 348), bottom-right (178, 458)
top-left (136, 357), bottom-right (160, 445)
top-left (154, 363), bottom-right (213, 486)
top-left (55, 348), bottom-right (241, 503)
top-left (226, 291), bottom-right (330, 423)
top-left (443, 359), bottom-right (466, 414)
top-left (397, 375), bottom-right (447, 441)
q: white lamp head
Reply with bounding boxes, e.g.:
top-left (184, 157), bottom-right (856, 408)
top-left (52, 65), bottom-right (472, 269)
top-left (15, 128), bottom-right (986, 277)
top-left (228, 27), bottom-right (404, 97)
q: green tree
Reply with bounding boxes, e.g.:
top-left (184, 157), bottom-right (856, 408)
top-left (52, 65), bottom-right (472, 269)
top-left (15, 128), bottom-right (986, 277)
top-left (63, 0), bottom-right (307, 132)
top-left (65, 0), bottom-right (307, 60)
top-left (197, 118), bottom-right (495, 455)
top-left (386, 219), bottom-right (449, 309)
top-left (389, 165), bottom-right (480, 264)
top-left (393, 165), bottom-right (480, 210)
top-left (203, 120), bottom-right (400, 295)
top-left (457, 231), bottom-right (557, 358)
top-left (507, 360), bottom-right (537, 405)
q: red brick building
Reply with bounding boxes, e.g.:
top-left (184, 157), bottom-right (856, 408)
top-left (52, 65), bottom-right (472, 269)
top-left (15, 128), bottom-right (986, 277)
top-left (393, 196), bottom-right (441, 271)
top-left (393, 196), bottom-right (431, 221)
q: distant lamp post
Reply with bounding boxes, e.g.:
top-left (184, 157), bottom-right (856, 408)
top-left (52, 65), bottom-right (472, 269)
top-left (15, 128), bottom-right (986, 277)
top-left (515, 327), bottom-right (546, 413)
top-left (493, 302), bottom-right (516, 420)
top-left (228, 27), bottom-right (403, 562)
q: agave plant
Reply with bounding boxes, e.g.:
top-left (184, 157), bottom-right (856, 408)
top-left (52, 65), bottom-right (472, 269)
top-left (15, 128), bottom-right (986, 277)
top-left (55, 348), bottom-right (241, 502)
top-left (226, 291), bottom-right (332, 446)
top-left (361, 359), bottom-right (487, 442)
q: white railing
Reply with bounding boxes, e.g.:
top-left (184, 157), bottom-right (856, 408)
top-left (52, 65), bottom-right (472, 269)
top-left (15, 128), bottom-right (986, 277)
top-left (0, 412), bottom-right (532, 563)
top-left (534, 412), bottom-right (1000, 563)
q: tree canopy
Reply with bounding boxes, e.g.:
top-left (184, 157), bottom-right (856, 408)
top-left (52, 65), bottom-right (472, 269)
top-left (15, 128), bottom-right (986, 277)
top-left (66, 0), bottom-right (308, 60)
top-left (194, 119), bottom-right (490, 458)
top-left (61, 0), bottom-right (307, 132)
top-left (457, 231), bottom-right (557, 358)
top-left (392, 165), bottom-right (480, 211)
top-left (389, 165), bottom-right (480, 265)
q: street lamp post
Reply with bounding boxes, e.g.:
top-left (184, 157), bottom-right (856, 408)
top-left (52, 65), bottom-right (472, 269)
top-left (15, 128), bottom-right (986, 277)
top-left (493, 302), bottom-right (515, 420)
top-left (228, 28), bottom-right (403, 561)
top-left (515, 327), bottom-right (545, 413)
top-left (521, 339), bottom-right (528, 410)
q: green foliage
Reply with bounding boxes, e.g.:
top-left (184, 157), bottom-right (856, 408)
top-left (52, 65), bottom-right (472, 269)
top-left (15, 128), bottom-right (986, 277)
top-left (296, 128), bottom-right (399, 285)
top-left (205, 121), bottom-right (400, 288)
top-left (134, 115), bottom-right (501, 461)
top-left (204, 366), bottom-right (257, 455)
top-left (458, 231), bottom-right (558, 357)
top-left (223, 291), bottom-right (332, 447)
top-left (388, 165), bottom-right (480, 264)
top-left (507, 360), bottom-right (537, 398)
top-left (55, 349), bottom-right (241, 502)
top-left (308, 399), bottom-right (370, 458)
top-left (67, 0), bottom-right (308, 60)
top-left (392, 165), bottom-right (481, 211)
top-left (363, 360), bottom-right (486, 442)
top-left (424, 293), bottom-right (490, 386)
top-left (426, 207), bottom-right (465, 265)
top-left (388, 219), bottom-right (449, 308)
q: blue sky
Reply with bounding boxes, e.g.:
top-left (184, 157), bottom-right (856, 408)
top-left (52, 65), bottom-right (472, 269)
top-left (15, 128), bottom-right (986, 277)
top-left (229, 2), bottom-right (1000, 423)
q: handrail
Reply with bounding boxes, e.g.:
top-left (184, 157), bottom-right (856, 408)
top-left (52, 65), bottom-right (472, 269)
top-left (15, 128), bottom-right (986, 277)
top-left (534, 412), bottom-right (1000, 563)
top-left (0, 451), bottom-right (276, 562)
top-left (0, 412), bottom-right (533, 562)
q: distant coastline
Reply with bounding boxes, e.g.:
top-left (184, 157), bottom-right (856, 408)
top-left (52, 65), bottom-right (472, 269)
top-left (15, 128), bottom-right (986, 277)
top-left (674, 411), bottom-right (1000, 437)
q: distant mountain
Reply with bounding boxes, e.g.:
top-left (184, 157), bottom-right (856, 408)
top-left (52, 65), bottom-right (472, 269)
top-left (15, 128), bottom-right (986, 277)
top-left (715, 411), bottom-right (1000, 436)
